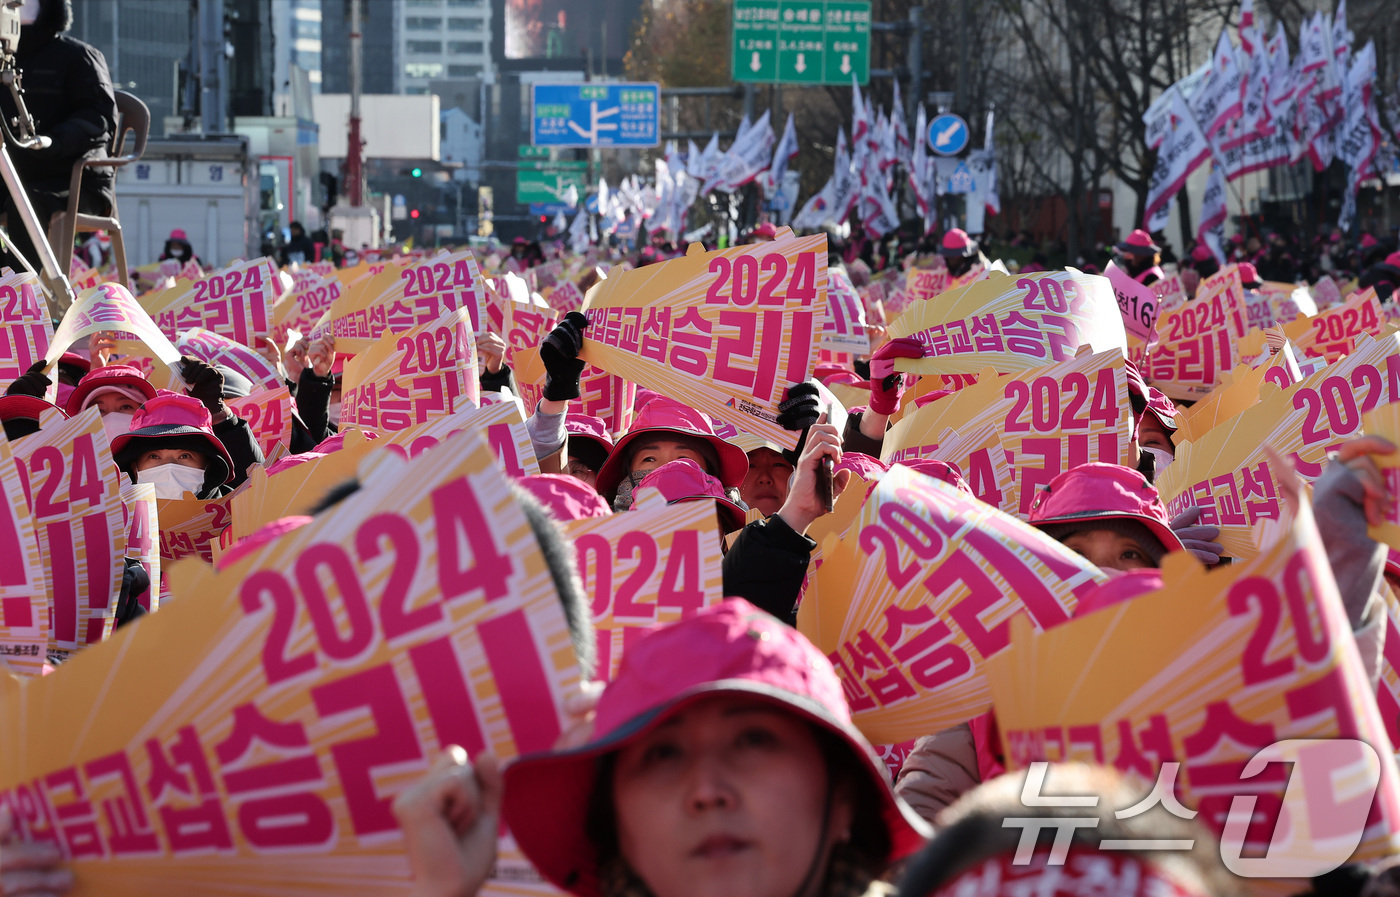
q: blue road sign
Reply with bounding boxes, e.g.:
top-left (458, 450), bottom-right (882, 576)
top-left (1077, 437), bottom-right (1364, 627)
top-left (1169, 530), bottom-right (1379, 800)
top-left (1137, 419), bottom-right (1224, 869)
top-left (529, 202), bottom-right (571, 217)
top-left (927, 113), bottom-right (970, 156)
top-left (532, 83), bottom-right (660, 148)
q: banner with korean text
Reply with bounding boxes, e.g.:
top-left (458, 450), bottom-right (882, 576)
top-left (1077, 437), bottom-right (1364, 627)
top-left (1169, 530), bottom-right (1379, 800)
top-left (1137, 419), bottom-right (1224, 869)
top-left (566, 498), bottom-right (724, 681)
top-left (0, 272), bottom-right (52, 397)
top-left (799, 466), bottom-right (1106, 745)
top-left (0, 436), bottom-right (49, 674)
top-left (342, 307), bottom-right (480, 436)
top-left (0, 430), bottom-right (582, 896)
top-left (888, 271), bottom-right (1126, 376)
top-left (327, 250), bottom-right (487, 354)
top-left (1147, 267), bottom-right (1248, 401)
top-left (48, 284), bottom-right (181, 367)
top-left (987, 499), bottom-right (1400, 871)
top-left (139, 258), bottom-right (282, 348)
top-left (579, 228), bottom-right (824, 451)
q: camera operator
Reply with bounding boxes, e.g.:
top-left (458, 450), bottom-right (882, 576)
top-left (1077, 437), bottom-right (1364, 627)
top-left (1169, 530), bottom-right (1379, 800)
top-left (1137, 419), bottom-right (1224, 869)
top-left (0, 0), bottom-right (116, 275)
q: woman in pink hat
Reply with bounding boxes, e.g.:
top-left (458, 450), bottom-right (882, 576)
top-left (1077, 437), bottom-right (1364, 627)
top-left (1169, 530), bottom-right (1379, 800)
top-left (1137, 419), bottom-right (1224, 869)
top-left (939, 228), bottom-right (988, 281)
top-left (110, 392), bottom-right (239, 500)
top-left (632, 459), bottom-right (749, 535)
top-left (393, 598), bottom-right (931, 897)
top-left (64, 364), bottom-right (157, 441)
top-left (1114, 229), bottom-right (1165, 286)
top-left (1026, 463), bottom-right (1186, 571)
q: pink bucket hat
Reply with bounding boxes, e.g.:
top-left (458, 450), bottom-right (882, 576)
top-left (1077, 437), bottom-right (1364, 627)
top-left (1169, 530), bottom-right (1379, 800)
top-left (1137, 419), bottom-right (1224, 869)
top-left (594, 396), bottom-right (748, 497)
top-left (564, 413), bottom-right (614, 471)
top-left (940, 227), bottom-right (977, 258)
top-left (517, 474), bottom-right (612, 523)
top-left (631, 459), bottom-right (747, 533)
top-left (65, 365), bottom-right (157, 416)
top-left (500, 598), bottom-right (932, 897)
top-left (900, 458), bottom-right (974, 495)
top-left (1028, 463), bottom-right (1184, 559)
top-left (110, 391), bottom-right (235, 485)
top-left (1115, 228), bottom-right (1160, 256)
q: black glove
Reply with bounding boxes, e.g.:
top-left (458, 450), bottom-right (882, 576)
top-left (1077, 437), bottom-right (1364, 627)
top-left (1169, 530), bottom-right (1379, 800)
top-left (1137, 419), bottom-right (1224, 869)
top-left (6, 360), bottom-right (50, 398)
top-left (778, 381), bottom-right (823, 464)
top-left (180, 355), bottom-right (227, 417)
top-left (539, 311), bottom-right (589, 402)
top-left (115, 558), bottom-right (150, 628)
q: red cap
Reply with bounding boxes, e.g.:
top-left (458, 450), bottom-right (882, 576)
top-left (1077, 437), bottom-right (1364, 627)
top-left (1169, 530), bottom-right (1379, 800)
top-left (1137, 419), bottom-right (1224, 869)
top-left (900, 458), bottom-right (973, 495)
top-left (217, 517), bottom-right (313, 570)
top-left (1238, 261), bottom-right (1262, 287)
top-left (516, 474), bottom-right (612, 523)
top-left (110, 391), bottom-right (235, 485)
top-left (631, 459), bottom-right (748, 533)
top-left (501, 598), bottom-right (932, 897)
top-left (1115, 228), bottom-right (1160, 255)
top-left (1028, 463), bottom-right (1184, 556)
top-left (939, 227), bottom-right (977, 258)
top-left (594, 397), bottom-right (748, 496)
top-left (65, 365), bottom-right (157, 416)
top-left (0, 395), bottom-right (66, 423)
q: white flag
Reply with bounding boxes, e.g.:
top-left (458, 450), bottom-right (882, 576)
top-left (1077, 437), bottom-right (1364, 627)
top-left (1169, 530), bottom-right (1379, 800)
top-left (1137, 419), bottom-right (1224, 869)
top-left (1192, 30), bottom-right (1244, 139)
top-left (793, 177), bottom-right (836, 231)
top-left (1197, 163), bottom-right (1227, 263)
top-left (770, 112), bottom-right (799, 187)
top-left (1144, 87), bottom-right (1210, 227)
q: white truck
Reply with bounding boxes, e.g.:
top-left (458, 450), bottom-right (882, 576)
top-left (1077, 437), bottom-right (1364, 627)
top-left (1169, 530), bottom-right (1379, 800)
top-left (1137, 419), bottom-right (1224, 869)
top-left (113, 134), bottom-right (262, 268)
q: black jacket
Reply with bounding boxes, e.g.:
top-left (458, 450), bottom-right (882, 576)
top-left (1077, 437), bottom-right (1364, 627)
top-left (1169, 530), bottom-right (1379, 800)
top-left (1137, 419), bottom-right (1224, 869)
top-left (0, 0), bottom-right (116, 204)
top-left (721, 515), bottom-right (816, 625)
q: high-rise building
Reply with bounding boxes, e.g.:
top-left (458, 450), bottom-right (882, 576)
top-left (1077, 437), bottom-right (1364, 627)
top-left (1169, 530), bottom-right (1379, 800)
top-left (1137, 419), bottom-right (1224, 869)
top-left (320, 0), bottom-right (397, 95)
top-left (398, 0), bottom-right (493, 95)
top-left (273, 0), bottom-right (323, 107)
top-left (69, 0), bottom-right (188, 131)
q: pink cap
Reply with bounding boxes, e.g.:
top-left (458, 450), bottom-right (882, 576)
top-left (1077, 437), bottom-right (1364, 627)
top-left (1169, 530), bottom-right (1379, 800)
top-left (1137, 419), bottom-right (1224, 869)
top-left (500, 599), bottom-right (932, 897)
top-left (751, 221), bottom-right (778, 239)
top-left (1386, 251), bottom-right (1400, 269)
top-left (110, 391), bottom-right (235, 485)
top-left (1116, 228), bottom-right (1160, 255)
top-left (631, 459), bottom-right (747, 533)
top-left (65, 365), bottom-right (157, 416)
top-left (1361, 234), bottom-right (1379, 249)
top-left (1190, 244), bottom-right (1213, 262)
top-left (900, 458), bottom-right (974, 495)
top-left (516, 474), bottom-right (612, 523)
top-left (169, 229), bottom-right (188, 241)
top-left (814, 362), bottom-right (862, 387)
top-left (217, 517), bottom-right (313, 570)
top-left (58, 351), bottom-right (90, 374)
top-left (939, 227), bottom-right (976, 258)
top-left (594, 397), bottom-right (748, 496)
top-left (1028, 463), bottom-right (1184, 556)
top-left (1124, 361), bottom-right (1177, 434)
top-left (1237, 261), bottom-right (1261, 287)
top-left (1230, 233), bottom-right (1245, 245)
top-left (563, 413), bottom-right (614, 466)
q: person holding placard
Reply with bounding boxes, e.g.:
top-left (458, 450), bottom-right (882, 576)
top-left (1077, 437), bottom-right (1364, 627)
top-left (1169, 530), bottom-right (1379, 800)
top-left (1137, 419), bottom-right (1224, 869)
top-left (393, 598), bottom-right (931, 897)
top-left (110, 392), bottom-right (238, 500)
top-left (1113, 230), bottom-right (1166, 287)
top-left (939, 229), bottom-right (988, 282)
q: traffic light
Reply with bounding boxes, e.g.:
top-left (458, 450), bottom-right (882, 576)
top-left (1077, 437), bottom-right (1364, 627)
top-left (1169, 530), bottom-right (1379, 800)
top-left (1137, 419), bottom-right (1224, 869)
top-left (410, 209), bottom-right (420, 219)
top-left (411, 167), bottom-right (423, 178)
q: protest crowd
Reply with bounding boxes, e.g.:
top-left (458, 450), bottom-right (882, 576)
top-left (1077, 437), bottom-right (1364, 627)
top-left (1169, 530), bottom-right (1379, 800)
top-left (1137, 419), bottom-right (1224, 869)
top-left (5, 0), bottom-right (1400, 895)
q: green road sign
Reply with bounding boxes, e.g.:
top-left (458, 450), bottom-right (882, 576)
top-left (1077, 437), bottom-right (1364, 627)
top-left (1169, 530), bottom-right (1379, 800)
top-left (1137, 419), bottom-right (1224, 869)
top-left (516, 161), bottom-right (588, 205)
top-left (518, 145), bottom-right (551, 160)
top-left (732, 0), bottom-right (870, 85)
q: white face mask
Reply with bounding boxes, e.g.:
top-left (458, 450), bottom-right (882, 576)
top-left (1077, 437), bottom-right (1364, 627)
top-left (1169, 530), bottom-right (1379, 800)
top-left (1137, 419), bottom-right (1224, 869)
top-left (101, 411), bottom-right (133, 442)
top-left (136, 462), bottom-right (206, 500)
top-left (327, 402), bottom-right (341, 426)
top-left (1144, 446), bottom-right (1174, 474)
top-left (20, 0), bottom-right (39, 25)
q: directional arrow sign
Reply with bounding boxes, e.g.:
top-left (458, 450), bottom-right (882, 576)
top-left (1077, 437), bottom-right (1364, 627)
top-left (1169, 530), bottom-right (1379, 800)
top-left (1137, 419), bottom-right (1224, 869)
top-left (531, 83), bottom-right (659, 148)
top-left (927, 112), bottom-right (970, 156)
top-left (733, 0), bottom-right (870, 85)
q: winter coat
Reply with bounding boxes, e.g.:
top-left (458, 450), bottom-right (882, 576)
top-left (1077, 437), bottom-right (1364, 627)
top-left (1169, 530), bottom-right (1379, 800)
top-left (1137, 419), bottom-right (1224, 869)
top-left (0, 0), bottom-right (116, 207)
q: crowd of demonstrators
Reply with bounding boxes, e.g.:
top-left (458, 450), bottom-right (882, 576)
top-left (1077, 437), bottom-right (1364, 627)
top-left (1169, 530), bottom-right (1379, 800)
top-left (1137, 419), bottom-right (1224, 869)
top-left (6, 208), bottom-right (1400, 897)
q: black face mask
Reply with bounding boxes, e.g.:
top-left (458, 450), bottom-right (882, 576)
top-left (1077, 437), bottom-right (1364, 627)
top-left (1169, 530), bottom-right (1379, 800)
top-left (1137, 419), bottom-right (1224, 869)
top-left (1136, 448), bottom-right (1156, 484)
